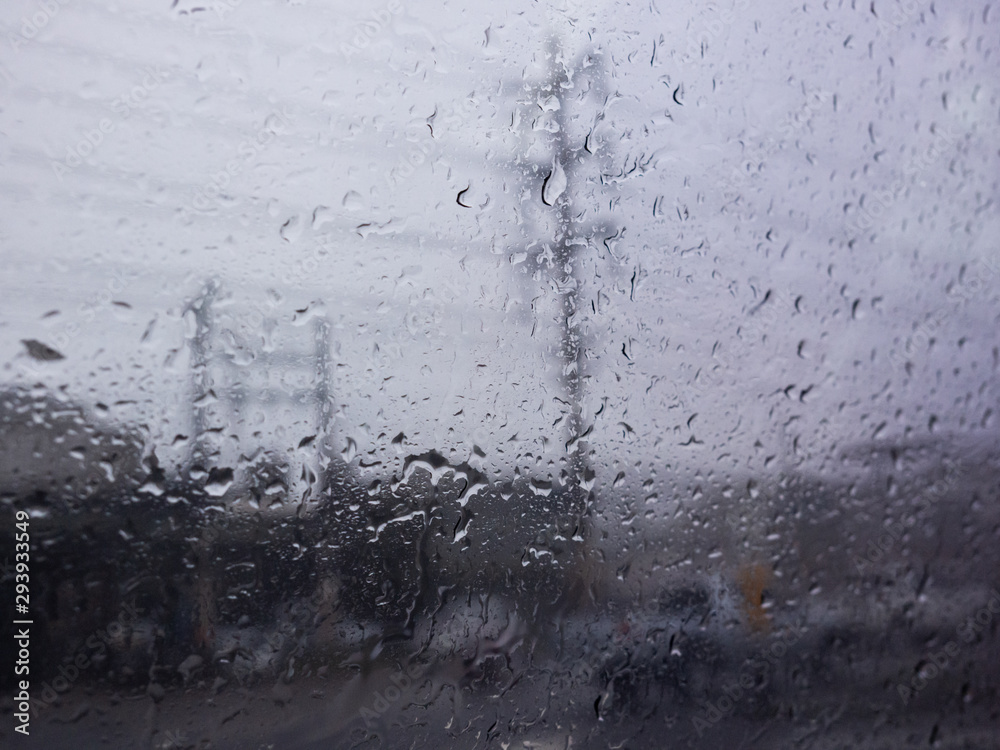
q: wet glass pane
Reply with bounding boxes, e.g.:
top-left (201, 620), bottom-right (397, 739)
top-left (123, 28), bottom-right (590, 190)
top-left (1, 0), bottom-right (998, 748)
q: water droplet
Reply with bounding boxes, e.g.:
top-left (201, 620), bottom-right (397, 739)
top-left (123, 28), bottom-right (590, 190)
top-left (542, 160), bottom-right (567, 206)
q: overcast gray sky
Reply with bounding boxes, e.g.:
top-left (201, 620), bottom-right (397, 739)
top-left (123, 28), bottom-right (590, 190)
top-left (1, 0), bottom-right (997, 490)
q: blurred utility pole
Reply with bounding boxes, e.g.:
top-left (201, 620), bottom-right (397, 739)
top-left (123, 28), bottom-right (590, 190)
top-left (185, 278), bottom-right (220, 475)
top-left (514, 37), bottom-right (619, 483)
top-left (492, 38), bottom-right (625, 605)
top-left (183, 279), bottom-right (333, 502)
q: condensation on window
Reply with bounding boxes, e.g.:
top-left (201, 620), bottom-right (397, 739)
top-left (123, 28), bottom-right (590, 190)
top-left (1, 0), bottom-right (998, 748)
